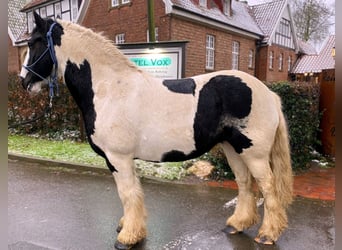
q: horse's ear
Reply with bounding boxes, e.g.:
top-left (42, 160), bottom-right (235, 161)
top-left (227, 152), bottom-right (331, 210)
top-left (33, 11), bottom-right (46, 31)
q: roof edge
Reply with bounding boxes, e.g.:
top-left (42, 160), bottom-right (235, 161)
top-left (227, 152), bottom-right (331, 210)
top-left (20, 0), bottom-right (60, 12)
top-left (170, 6), bottom-right (263, 40)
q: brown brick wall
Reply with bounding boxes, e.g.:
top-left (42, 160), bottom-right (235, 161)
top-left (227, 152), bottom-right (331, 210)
top-left (82, 0), bottom-right (170, 43)
top-left (8, 36), bottom-right (20, 73)
top-left (256, 45), bottom-right (297, 82)
top-left (170, 17), bottom-right (256, 77)
top-left (8, 36), bottom-right (28, 74)
top-left (81, 0), bottom-right (257, 78)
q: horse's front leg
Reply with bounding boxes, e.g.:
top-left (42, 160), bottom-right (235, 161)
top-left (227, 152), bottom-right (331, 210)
top-left (109, 154), bottom-right (147, 249)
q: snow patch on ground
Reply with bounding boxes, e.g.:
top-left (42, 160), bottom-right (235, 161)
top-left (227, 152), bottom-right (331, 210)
top-left (223, 196), bottom-right (264, 209)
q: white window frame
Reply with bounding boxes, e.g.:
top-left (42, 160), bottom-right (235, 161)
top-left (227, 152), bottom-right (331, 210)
top-left (115, 33), bottom-right (125, 44)
top-left (287, 55), bottom-right (292, 72)
top-left (54, 2), bottom-right (61, 19)
top-left (111, 0), bottom-right (119, 7)
top-left (279, 53), bottom-right (283, 71)
top-left (46, 5), bottom-right (54, 16)
top-left (146, 27), bottom-right (159, 42)
top-left (269, 51), bottom-right (274, 69)
top-left (27, 0), bottom-right (81, 33)
top-left (248, 49), bottom-right (254, 69)
top-left (40, 7), bottom-right (47, 18)
top-left (232, 41), bottom-right (239, 70)
top-left (71, 0), bottom-right (78, 21)
top-left (199, 0), bottom-right (207, 7)
top-left (223, 0), bottom-right (231, 16)
top-left (206, 35), bottom-right (215, 70)
top-left (274, 18), bottom-right (294, 49)
top-left (111, 0), bottom-right (130, 8)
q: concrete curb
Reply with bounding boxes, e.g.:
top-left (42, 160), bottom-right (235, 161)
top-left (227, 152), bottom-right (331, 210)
top-left (8, 153), bottom-right (109, 174)
top-left (7, 153), bottom-right (193, 185)
top-left (8, 153), bottom-right (335, 201)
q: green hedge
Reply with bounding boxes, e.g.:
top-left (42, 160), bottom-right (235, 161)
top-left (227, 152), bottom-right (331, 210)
top-left (8, 73), bottom-right (83, 140)
top-left (267, 81), bottom-right (321, 170)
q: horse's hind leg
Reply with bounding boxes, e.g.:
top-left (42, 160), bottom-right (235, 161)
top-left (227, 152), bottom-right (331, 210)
top-left (242, 155), bottom-right (288, 244)
top-left (108, 154), bottom-right (147, 249)
top-left (221, 142), bottom-right (259, 233)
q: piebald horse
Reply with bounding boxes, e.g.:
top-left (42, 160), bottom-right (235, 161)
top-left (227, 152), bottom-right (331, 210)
top-left (20, 12), bottom-right (293, 249)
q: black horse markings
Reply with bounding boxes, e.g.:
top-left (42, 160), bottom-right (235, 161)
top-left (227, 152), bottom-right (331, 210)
top-left (162, 75), bottom-right (253, 161)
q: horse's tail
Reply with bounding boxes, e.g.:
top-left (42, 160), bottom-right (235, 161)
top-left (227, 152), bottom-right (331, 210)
top-left (270, 93), bottom-right (293, 208)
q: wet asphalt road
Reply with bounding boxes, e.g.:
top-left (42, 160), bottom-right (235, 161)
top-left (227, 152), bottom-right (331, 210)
top-left (8, 157), bottom-right (335, 250)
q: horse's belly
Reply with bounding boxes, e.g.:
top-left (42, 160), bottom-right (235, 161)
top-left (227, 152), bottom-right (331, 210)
top-left (135, 127), bottom-right (196, 162)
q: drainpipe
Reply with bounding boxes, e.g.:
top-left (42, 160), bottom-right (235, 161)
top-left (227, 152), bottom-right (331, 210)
top-left (147, 0), bottom-right (156, 42)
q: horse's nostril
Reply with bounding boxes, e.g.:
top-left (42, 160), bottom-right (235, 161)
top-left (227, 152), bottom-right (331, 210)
top-left (20, 76), bottom-right (28, 90)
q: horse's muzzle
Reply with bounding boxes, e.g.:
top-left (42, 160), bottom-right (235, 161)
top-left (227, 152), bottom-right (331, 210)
top-left (20, 76), bottom-right (27, 90)
top-left (20, 76), bottom-right (32, 92)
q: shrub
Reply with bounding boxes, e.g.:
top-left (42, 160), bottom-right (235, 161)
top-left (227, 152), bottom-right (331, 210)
top-left (8, 73), bottom-right (83, 140)
top-left (267, 81), bottom-right (321, 170)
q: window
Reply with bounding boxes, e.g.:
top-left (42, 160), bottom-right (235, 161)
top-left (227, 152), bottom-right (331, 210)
top-left (111, 0), bottom-right (119, 7)
top-left (55, 2), bottom-right (61, 18)
top-left (206, 35), bottom-right (215, 70)
top-left (274, 18), bottom-right (294, 49)
top-left (40, 7), bottom-right (46, 18)
top-left (46, 5), bottom-right (54, 16)
top-left (248, 49), bottom-right (254, 68)
top-left (199, 0), bottom-right (207, 7)
top-left (232, 41), bottom-right (239, 70)
top-left (62, 0), bottom-right (69, 11)
top-left (26, 0), bottom-right (81, 33)
top-left (287, 56), bottom-right (292, 72)
top-left (111, 0), bottom-right (130, 8)
top-left (223, 0), bottom-right (231, 16)
top-left (147, 27), bottom-right (159, 42)
top-left (115, 33), bottom-right (125, 44)
top-left (71, 0), bottom-right (79, 21)
top-left (278, 53), bottom-right (283, 71)
top-left (269, 51), bottom-right (274, 69)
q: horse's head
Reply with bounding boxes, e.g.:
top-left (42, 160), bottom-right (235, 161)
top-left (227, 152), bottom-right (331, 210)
top-left (20, 12), bottom-right (64, 93)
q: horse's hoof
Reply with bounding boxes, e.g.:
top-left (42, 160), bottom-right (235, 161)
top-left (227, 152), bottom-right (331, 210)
top-left (116, 225), bottom-right (122, 233)
top-left (114, 240), bottom-right (133, 250)
top-left (222, 225), bottom-right (242, 234)
top-left (254, 236), bottom-right (275, 245)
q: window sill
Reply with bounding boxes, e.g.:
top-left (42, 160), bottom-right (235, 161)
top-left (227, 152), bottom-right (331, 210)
top-left (109, 2), bottom-right (132, 11)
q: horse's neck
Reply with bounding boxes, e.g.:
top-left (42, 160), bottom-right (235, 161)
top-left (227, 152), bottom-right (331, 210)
top-left (57, 23), bottom-right (139, 78)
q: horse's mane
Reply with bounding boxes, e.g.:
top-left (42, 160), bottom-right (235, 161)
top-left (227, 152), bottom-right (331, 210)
top-left (58, 20), bottom-right (140, 71)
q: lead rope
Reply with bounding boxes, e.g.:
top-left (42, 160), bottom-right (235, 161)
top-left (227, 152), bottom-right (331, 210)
top-left (46, 22), bottom-right (59, 107)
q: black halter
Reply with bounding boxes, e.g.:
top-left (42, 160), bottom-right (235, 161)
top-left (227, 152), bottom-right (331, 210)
top-left (24, 22), bottom-right (59, 106)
